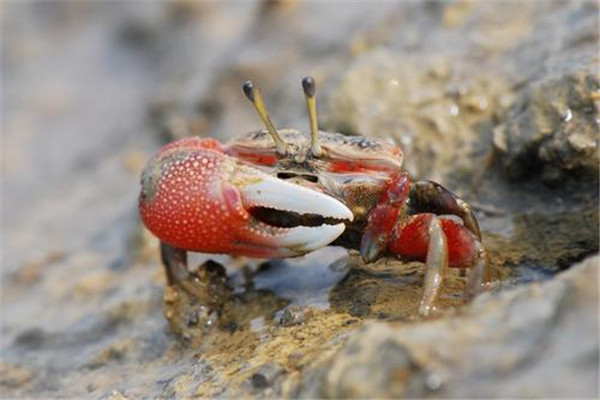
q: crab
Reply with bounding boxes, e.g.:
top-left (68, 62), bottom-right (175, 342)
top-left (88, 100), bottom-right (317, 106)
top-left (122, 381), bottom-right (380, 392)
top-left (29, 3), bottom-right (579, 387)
top-left (139, 77), bottom-right (488, 317)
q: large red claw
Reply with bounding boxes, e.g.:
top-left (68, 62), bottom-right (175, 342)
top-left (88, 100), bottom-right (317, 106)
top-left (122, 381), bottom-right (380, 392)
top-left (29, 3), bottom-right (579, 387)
top-left (139, 138), bottom-right (353, 258)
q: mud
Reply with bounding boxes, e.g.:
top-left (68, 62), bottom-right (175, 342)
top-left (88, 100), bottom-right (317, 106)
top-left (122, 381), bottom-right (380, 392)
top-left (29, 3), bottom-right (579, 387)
top-left (2, 1), bottom-right (598, 398)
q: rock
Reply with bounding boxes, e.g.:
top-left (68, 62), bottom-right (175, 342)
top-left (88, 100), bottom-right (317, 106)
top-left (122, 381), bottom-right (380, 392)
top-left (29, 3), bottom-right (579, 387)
top-left (325, 50), bottom-right (508, 182)
top-left (107, 390), bottom-right (129, 400)
top-left (251, 363), bottom-right (286, 390)
top-left (0, 362), bottom-right (33, 389)
top-left (322, 336), bottom-right (427, 398)
top-left (2, 2), bottom-right (599, 398)
top-left (298, 255), bottom-right (599, 398)
top-left (510, 208), bottom-right (599, 272)
top-left (495, 72), bottom-right (599, 184)
top-left (279, 306), bottom-right (314, 327)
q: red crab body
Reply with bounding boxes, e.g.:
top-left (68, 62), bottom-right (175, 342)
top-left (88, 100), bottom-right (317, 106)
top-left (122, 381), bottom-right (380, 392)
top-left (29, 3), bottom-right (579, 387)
top-left (139, 78), bottom-right (488, 316)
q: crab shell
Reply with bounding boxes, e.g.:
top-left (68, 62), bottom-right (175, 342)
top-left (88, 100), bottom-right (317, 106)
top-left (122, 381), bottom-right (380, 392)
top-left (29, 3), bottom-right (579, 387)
top-left (139, 129), bottom-right (404, 258)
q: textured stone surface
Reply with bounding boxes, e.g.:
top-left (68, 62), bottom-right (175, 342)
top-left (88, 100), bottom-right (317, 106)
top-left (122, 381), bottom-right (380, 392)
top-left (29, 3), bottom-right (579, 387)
top-left (2, 1), bottom-right (598, 398)
top-left (298, 256), bottom-right (599, 398)
top-left (495, 72), bottom-right (599, 184)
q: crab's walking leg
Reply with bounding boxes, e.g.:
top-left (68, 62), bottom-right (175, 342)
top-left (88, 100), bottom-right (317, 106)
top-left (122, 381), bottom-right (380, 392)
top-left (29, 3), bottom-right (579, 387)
top-left (464, 245), bottom-right (490, 301)
top-left (160, 242), bottom-right (218, 300)
top-left (360, 172), bottom-right (411, 263)
top-left (160, 242), bottom-right (189, 286)
top-left (419, 218), bottom-right (449, 316)
top-left (409, 181), bottom-right (490, 298)
top-left (160, 242), bottom-right (231, 337)
top-left (410, 181), bottom-right (481, 240)
top-left (388, 214), bottom-right (488, 314)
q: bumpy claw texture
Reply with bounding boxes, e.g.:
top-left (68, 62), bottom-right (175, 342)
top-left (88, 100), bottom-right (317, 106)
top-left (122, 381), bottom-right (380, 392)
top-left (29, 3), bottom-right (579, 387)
top-left (140, 137), bottom-right (250, 254)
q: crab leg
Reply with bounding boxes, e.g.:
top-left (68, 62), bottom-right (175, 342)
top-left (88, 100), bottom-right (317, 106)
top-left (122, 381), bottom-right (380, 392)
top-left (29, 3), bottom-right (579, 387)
top-left (160, 242), bottom-right (189, 286)
top-left (387, 213), bottom-right (488, 315)
top-left (389, 214), bottom-right (482, 267)
top-left (410, 181), bottom-right (481, 239)
top-left (464, 245), bottom-right (490, 301)
top-left (419, 218), bottom-right (449, 316)
top-left (160, 241), bottom-right (217, 301)
top-left (360, 172), bottom-right (411, 263)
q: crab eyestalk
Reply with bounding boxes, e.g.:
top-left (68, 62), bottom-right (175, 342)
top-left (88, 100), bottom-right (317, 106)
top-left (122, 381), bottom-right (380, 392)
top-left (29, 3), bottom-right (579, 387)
top-left (302, 76), bottom-right (323, 157)
top-left (242, 80), bottom-right (288, 155)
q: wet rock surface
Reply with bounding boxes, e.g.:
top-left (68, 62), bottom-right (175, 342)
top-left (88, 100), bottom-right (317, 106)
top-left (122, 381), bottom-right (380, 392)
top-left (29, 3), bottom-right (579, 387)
top-left (298, 256), bottom-right (599, 398)
top-left (495, 72), bottom-right (599, 184)
top-left (2, 2), bottom-right (598, 398)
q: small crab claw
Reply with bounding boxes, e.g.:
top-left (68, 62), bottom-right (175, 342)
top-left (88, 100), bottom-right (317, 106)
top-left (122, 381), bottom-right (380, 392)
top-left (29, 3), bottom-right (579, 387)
top-left (139, 138), bottom-right (353, 259)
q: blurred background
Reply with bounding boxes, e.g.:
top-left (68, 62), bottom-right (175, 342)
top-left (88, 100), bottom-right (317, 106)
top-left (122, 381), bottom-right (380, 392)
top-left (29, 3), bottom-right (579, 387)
top-left (2, 1), bottom-right (598, 398)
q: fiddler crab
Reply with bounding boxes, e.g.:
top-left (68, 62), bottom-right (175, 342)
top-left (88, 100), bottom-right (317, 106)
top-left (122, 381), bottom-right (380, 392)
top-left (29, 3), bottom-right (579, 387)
top-left (139, 77), bottom-right (488, 318)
